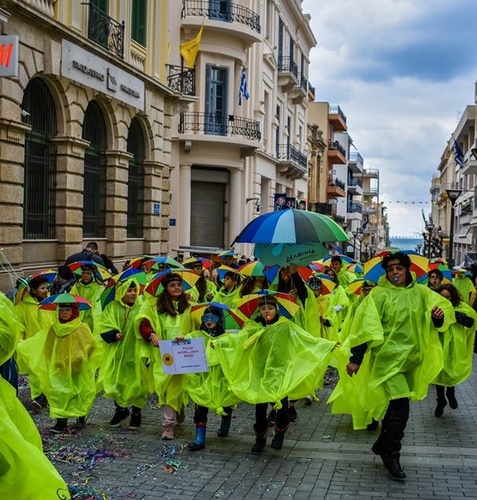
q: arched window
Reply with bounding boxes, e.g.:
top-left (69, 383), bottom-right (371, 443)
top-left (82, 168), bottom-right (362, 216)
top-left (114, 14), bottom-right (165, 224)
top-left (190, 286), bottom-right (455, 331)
top-left (22, 78), bottom-right (57, 239)
top-left (82, 101), bottom-right (107, 238)
top-left (126, 118), bottom-right (145, 238)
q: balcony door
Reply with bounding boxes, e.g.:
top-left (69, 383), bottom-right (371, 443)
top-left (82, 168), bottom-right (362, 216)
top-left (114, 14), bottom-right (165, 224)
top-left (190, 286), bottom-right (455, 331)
top-left (209, 0), bottom-right (231, 21)
top-left (205, 65), bottom-right (227, 136)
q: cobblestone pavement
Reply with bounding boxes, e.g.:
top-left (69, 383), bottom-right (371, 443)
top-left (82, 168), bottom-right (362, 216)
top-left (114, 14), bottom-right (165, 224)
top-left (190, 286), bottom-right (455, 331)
top-left (23, 359), bottom-right (477, 500)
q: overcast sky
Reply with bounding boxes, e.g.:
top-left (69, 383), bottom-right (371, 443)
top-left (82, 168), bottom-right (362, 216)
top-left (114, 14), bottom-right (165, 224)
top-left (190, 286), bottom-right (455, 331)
top-left (302, 0), bottom-right (477, 237)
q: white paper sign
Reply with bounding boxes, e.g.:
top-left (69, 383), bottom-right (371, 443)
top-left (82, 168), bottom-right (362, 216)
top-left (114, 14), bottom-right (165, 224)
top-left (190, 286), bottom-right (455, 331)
top-left (159, 337), bottom-right (209, 374)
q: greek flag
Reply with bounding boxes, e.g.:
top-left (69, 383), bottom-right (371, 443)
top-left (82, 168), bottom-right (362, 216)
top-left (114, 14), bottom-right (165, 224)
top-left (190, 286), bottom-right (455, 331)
top-left (453, 140), bottom-right (464, 169)
top-left (237, 67), bottom-right (250, 105)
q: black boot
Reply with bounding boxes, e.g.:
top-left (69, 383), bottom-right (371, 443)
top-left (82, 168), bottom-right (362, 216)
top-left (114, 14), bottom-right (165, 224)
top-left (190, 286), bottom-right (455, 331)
top-left (270, 422), bottom-right (288, 450)
top-left (446, 387), bottom-right (458, 409)
top-left (110, 403), bottom-right (130, 427)
top-left (435, 385), bottom-right (447, 417)
top-left (50, 418), bottom-right (68, 434)
top-left (217, 415), bottom-right (231, 437)
top-left (129, 407), bottom-right (142, 430)
top-left (251, 425), bottom-right (267, 454)
top-left (382, 399), bottom-right (409, 481)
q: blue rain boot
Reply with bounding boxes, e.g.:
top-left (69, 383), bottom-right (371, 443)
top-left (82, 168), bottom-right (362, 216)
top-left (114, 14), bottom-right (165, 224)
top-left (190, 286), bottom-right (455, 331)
top-left (188, 422), bottom-right (206, 451)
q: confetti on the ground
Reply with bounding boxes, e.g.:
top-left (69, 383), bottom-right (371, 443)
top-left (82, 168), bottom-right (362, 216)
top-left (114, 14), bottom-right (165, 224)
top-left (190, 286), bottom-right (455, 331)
top-left (68, 483), bottom-right (108, 500)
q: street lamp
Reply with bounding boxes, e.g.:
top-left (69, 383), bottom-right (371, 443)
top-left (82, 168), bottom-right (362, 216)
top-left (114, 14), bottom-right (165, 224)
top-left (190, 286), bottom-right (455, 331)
top-left (425, 222), bottom-right (434, 258)
top-left (446, 188), bottom-right (462, 267)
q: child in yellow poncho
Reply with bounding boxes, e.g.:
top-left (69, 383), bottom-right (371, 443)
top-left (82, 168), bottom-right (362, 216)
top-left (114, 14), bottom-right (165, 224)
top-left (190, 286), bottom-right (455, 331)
top-left (433, 283), bottom-right (477, 417)
top-left (1, 292), bottom-right (71, 498)
top-left (96, 277), bottom-right (151, 430)
top-left (17, 300), bottom-right (97, 433)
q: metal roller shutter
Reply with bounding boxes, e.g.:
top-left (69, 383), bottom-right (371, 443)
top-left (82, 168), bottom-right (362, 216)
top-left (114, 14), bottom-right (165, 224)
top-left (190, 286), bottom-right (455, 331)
top-left (190, 181), bottom-right (225, 247)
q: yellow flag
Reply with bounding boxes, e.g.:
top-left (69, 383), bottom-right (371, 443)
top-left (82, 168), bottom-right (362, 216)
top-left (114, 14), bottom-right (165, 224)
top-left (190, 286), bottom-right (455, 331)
top-left (180, 22), bottom-right (204, 68)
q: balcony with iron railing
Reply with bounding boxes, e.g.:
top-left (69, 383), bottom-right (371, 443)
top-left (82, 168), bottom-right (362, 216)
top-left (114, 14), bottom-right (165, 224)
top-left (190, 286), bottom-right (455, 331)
top-left (348, 177), bottom-right (363, 194)
top-left (347, 201), bottom-right (364, 214)
top-left (329, 105), bottom-right (347, 131)
top-left (348, 151), bottom-right (364, 173)
top-left (327, 140), bottom-right (347, 164)
top-left (277, 56), bottom-right (299, 91)
top-left (359, 168), bottom-right (379, 178)
top-left (181, 0), bottom-right (261, 45)
top-left (326, 178), bottom-right (346, 198)
top-left (167, 65), bottom-right (195, 96)
top-left (88, 3), bottom-right (125, 59)
top-left (276, 144), bottom-right (307, 178)
top-left (179, 112), bottom-right (261, 142)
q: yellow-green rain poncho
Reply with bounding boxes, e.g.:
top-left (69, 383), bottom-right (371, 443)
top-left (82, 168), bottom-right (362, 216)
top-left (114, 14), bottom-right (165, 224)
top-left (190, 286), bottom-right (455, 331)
top-left (328, 277), bottom-right (455, 429)
top-left (15, 291), bottom-right (54, 340)
top-left (95, 278), bottom-right (151, 408)
top-left (185, 328), bottom-right (241, 415)
top-left (17, 310), bottom-right (97, 419)
top-left (70, 278), bottom-right (104, 331)
top-left (452, 274), bottom-right (475, 304)
top-left (0, 292), bottom-right (70, 499)
top-left (212, 315), bottom-right (336, 408)
top-left (433, 300), bottom-right (477, 387)
top-left (135, 296), bottom-right (195, 412)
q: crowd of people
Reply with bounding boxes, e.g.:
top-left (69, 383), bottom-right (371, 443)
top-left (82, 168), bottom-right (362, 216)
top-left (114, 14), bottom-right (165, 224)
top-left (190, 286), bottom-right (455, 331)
top-left (1, 244), bottom-right (477, 496)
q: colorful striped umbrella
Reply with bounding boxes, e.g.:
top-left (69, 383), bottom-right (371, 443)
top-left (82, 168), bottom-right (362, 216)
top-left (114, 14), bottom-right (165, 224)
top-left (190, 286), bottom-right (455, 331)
top-left (39, 293), bottom-right (92, 311)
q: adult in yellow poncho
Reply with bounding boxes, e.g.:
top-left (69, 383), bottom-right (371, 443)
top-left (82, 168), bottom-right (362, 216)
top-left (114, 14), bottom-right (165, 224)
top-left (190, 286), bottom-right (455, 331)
top-left (70, 264), bottom-right (105, 331)
top-left (327, 280), bottom-right (383, 431)
top-left (213, 294), bottom-right (335, 454)
top-left (337, 253), bottom-right (454, 481)
top-left (17, 300), bottom-right (97, 433)
top-left (96, 277), bottom-right (151, 430)
top-left (185, 305), bottom-right (241, 451)
top-left (433, 283), bottom-right (477, 417)
top-left (14, 276), bottom-right (55, 410)
top-left (137, 272), bottom-right (195, 440)
top-left (0, 291), bottom-right (71, 499)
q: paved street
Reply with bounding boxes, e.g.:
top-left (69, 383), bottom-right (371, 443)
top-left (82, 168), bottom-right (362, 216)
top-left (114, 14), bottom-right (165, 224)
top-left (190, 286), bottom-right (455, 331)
top-left (24, 360), bottom-right (477, 500)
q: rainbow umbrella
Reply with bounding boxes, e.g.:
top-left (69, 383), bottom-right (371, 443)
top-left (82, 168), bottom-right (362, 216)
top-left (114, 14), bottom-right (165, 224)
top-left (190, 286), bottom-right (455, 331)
top-left (67, 260), bottom-right (111, 281)
top-left (264, 266), bottom-right (313, 285)
top-left (217, 265), bottom-right (242, 281)
top-left (144, 256), bottom-right (184, 271)
top-left (417, 262), bottom-right (452, 284)
top-left (347, 278), bottom-right (377, 296)
top-left (128, 255), bottom-right (155, 269)
top-left (238, 260), bottom-right (279, 278)
top-left (217, 250), bottom-right (238, 259)
top-left (145, 269), bottom-right (200, 296)
top-left (182, 257), bottom-right (215, 269)
top-left (309, 261), bottom-right (327, 273)
top-left (39, 293), bottom-right (92, 311)
top-left (99, 268), bottom-right (147, 310)
top-left (236, 289), bottom-right (300, 319)
top-left (190, 301), bottom-right (245, 330)
top-left (233, 208), bottom-right (349, 244)
top-left (347, 262), bottom-right (364, 274)
top-left (364, 251), bottom-right (429, 283)
top-left (15, 269), bottom-right (57, 304)
top-left (309, 273), bottom-right (337, 295)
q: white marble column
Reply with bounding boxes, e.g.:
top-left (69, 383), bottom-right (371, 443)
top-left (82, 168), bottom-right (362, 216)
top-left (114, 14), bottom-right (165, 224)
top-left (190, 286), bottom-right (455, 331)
top-left (179, 164), bottom-right (192, 247)
top-left (229, 168), bottom-right (242, 247)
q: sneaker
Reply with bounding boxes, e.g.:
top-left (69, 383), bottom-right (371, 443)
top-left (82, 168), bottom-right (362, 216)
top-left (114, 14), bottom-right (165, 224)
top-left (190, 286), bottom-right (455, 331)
top-left (28, 399), bottom-right (43, 413)
top-left (287, 406), bottom-right (298, 423)
top-left (161, 423), bottom-right (174, 440)
top-left (109, 407), bottom-right (130, 427)
top-left (129, 411), bottom-right (142, 430)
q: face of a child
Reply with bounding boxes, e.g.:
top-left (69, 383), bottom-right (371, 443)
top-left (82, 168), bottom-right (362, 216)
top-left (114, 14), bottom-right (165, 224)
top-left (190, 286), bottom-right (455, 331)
top-left (202, 313), bottom-right (219, 330)
top-left (428, 273), bottom-right (441, 289)
top-left (260, 304), bottom-right (278, 323)
top-left (31, 283), bottom-right (49, 300)
top-left (223, 276), bottom-right (235, 290)
top-left (81, 269), bottom-right (93, 283)
top-left (331, 261), bottom-right (342, 273)
top-left (58, 306), bottom-right (73, 321)
top-left (123, 285), bottom-right (138, 305)
top-left (167, 280), bottom-right (183, 299)
top-left (440, 289), bottom-right (452, 302)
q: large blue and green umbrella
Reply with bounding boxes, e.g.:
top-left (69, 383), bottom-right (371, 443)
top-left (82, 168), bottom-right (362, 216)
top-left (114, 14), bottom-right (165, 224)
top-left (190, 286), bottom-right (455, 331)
top-left (233, 209), bottom-right (349, 245)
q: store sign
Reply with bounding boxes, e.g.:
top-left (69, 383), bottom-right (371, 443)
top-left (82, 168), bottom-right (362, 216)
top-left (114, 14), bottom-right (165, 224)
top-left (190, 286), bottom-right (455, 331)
top-left (0, 35), bottom-right (19, 77)
top-left (61, 40), bottom-right (144, 110)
